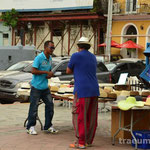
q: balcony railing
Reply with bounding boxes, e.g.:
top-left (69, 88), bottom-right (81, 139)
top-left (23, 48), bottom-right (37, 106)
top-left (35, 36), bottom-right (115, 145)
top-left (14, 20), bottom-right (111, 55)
top-left (113, 3), bottom-right (121, 14)
top-left (138, 3), bottom-right (150, 13)
top-left (113, 2), bottom-right (150, 14)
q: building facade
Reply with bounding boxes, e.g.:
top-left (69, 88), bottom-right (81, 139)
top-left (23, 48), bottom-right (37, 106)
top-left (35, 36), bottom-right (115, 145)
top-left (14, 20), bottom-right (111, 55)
top-left (16, 12), bottom-right (106, 56)
top-left (112, 0), bottom-right (150, 59)
top-left (0, 0), bottom-right (107, 56)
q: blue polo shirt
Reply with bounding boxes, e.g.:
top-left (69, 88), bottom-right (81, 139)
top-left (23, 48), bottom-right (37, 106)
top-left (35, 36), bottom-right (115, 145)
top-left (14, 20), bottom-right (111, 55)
top-left (31, 52), bottom-right (52, 90)
top-left (68, 50), bottom-right (100, 98)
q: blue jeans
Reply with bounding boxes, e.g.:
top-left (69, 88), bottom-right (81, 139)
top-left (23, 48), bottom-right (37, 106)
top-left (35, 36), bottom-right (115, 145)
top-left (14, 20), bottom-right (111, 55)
top-left (27, 86), bottom-right (54, 130)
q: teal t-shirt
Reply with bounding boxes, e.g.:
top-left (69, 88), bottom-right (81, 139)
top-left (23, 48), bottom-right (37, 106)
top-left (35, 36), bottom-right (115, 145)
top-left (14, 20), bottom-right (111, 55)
top-left (31, 52), bottom-right (52, 90)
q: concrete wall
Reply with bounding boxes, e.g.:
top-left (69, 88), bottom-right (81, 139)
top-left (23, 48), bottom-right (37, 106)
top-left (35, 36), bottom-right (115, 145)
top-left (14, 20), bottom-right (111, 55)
top-left (0, 45), bottom-right (36, 70)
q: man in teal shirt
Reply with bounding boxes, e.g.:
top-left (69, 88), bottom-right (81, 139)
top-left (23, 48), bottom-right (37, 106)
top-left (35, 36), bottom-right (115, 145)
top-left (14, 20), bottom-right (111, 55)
top-left (27, 40), bottom-right (58, 135)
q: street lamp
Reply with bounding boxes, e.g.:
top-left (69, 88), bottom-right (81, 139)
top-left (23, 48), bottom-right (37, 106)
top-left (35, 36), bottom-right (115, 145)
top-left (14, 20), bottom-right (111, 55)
top-left (27, 22), bottom-right (32, 29)
top-left (27, 22), bottom-right (33, 45)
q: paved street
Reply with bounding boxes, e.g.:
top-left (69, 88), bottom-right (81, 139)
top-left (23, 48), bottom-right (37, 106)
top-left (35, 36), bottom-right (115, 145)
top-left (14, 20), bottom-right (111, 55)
top-left (0, 101), bottom-right (134, 150)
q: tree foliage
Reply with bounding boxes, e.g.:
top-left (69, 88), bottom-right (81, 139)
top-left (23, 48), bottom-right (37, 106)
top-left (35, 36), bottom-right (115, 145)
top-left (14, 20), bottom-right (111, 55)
top-left (92, 0), bottom-right (108, 14)
top-left (0, 8), bottom-right (19, 28)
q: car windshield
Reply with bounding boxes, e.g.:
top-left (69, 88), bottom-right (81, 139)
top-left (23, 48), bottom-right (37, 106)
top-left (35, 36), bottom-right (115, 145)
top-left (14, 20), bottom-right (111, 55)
top-left (22, 60), bottom-right (59, 73)
top-left (105, 63), bottom-right (117, 71)
top-left (6, 61), bottom-right (32, 71)
top-left (52, 61), bottom-right (59, 68)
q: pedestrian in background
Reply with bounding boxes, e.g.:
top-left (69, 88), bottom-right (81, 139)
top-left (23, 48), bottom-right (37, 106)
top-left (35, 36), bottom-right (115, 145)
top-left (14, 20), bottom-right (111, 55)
top-left (26, 40), bottom-right (58, 135)
top-left (66, 37), bottom-right (100, 149)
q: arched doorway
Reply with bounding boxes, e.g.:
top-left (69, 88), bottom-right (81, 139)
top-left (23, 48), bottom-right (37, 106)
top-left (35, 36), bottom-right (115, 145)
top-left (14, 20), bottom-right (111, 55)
top-left (121, 24), bottom-right (138, 58)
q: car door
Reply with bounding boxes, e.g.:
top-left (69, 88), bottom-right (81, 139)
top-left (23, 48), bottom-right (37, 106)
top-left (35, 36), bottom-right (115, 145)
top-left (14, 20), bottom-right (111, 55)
top-left (128, 62), bottom-right (145, 77)
top-left (96, 62), bottom-right (111, 83)
top-left (53, 61), bottom-right (73, 81)
top-left (112, 63), bottom-right (129, 83)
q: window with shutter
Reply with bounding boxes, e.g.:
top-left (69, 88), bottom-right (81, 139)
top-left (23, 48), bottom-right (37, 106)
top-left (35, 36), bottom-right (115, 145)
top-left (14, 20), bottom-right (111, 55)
top-left (126, 0), bottom-right (137, 13)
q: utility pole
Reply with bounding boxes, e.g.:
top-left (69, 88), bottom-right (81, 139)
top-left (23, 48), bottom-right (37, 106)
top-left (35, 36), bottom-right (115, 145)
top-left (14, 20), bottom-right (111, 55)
top-left (105, 0), bottom-right (113, 62)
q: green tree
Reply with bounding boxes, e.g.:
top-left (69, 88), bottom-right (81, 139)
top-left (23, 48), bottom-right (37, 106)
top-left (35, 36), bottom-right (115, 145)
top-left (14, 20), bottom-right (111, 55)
top-left (0, 8), bottom-right (19, 28)
top-left (92, 0), bottom-right (108, 14)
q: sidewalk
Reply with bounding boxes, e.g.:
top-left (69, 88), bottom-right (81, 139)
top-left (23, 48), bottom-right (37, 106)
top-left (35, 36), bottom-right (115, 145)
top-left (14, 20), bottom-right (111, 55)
top-left (0, 102), bottom-right (134, 150)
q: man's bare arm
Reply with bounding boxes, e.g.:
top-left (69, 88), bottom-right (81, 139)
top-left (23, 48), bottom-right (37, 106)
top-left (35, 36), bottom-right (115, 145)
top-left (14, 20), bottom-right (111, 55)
top-left (66, 67), bottom-right (73, 74)
top-left (32, 67), bottom-right (53, 77)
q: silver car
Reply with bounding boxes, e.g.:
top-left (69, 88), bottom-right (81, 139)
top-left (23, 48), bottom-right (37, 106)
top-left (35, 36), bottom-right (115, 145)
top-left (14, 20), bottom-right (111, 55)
top-left (0, 61), bottom-right (33, 104)
top-left (0, 57), bottom-right (110, 104)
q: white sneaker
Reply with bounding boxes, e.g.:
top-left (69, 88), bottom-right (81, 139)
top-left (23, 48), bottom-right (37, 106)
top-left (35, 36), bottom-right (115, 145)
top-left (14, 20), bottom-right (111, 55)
top-left (45, 126), bottom-right (58, 133)
top-left (27, 126), bottom-right (37, 135)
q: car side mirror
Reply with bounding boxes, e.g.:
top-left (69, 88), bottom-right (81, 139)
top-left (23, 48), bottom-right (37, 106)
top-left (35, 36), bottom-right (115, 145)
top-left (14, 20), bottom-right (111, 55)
top-left (54, 71), bottom-right (62, 76)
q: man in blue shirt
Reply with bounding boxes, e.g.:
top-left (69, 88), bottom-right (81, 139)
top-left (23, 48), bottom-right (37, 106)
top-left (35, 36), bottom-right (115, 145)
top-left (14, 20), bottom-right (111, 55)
top-left (26, 40), bottom-right (58, 135)
top-left (66, 37), bottom-right (100, 149)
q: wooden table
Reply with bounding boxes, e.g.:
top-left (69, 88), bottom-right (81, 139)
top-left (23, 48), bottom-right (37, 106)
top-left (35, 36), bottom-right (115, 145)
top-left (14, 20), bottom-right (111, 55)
top-left (111, 106), bottom-right (150, 150)
top-left (52, 94), bottom-right (73, 108)
top-left (52, 94), bottom-right (117, 110)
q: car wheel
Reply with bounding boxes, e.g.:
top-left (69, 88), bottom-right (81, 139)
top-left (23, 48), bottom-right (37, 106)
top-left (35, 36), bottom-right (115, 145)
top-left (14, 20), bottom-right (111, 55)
top-left (0, 100), bottom-right (14, 104)
top-left (20, 96), bottom-right (30, 103)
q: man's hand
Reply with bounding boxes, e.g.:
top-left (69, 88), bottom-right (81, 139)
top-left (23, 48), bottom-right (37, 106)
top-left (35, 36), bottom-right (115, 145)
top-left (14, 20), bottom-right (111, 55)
top-left (66, 67), bottom-right (73, 74)
top-left (46, 71), bottom-right (54, 79)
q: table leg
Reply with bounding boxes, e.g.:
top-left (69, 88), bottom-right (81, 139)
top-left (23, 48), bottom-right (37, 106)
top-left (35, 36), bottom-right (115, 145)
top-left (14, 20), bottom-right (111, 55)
top-left (69, 100), bottom-right (71, 109)
top-left (100, 102), bottom-right (110, 113)
top-left (24, 101), bottom-right (44, 130)
top-left (24, 115), bottom-right (43, 130)
top-left (112, 110), bottom-right (122, 145)
top-left (130, 110), bottom-right (138, 150)
top-left (63, 100), bottom-right (65, 107)
top-left (24, 118), bottom-right (28, 127)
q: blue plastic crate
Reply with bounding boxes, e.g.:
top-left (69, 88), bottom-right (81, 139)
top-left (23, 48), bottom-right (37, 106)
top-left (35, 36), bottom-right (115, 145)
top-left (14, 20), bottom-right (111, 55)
top-left (132, 130), bottom-right (150, 149)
